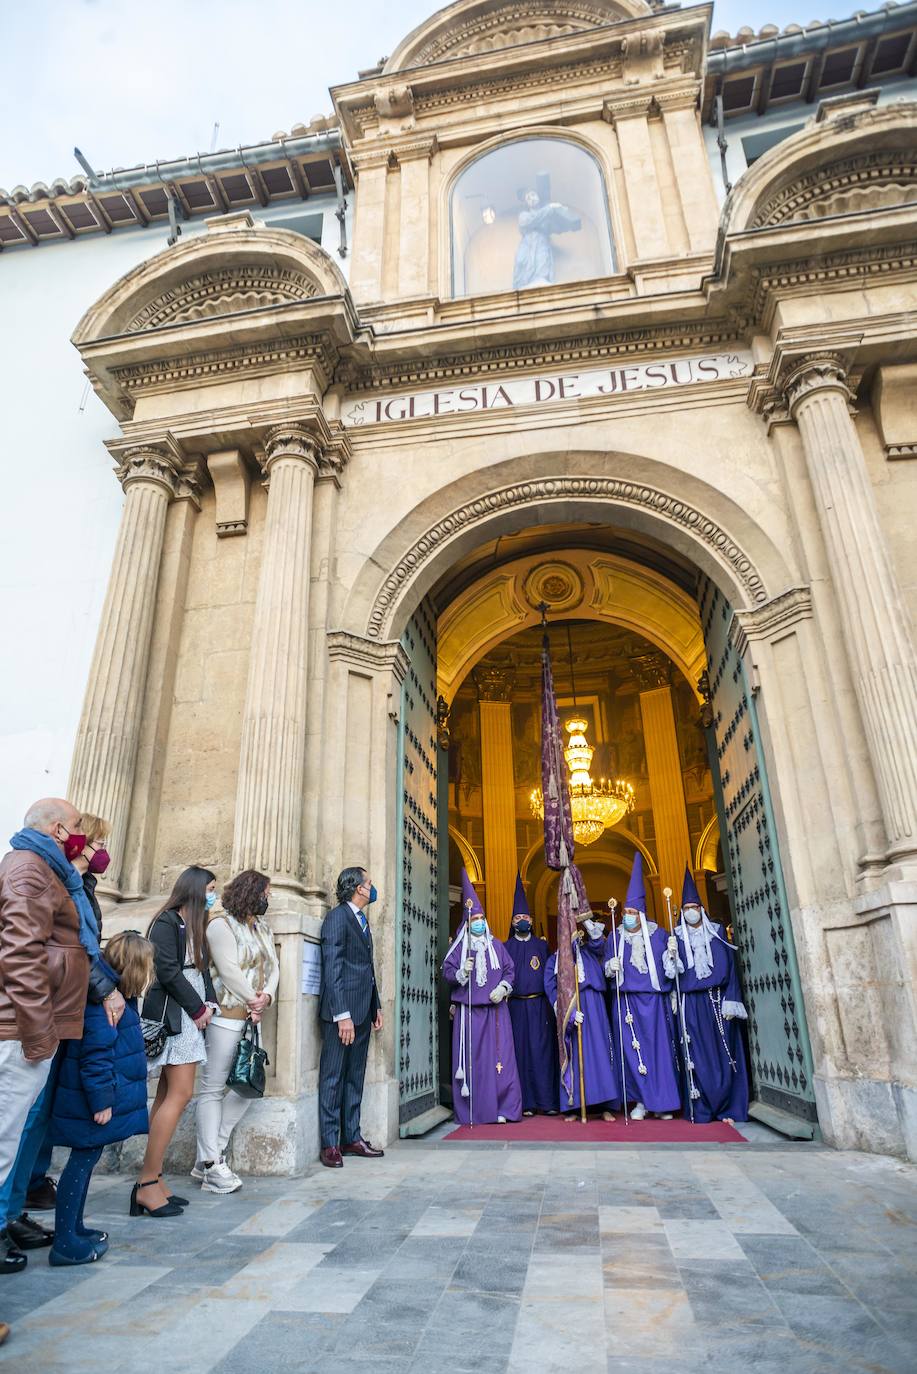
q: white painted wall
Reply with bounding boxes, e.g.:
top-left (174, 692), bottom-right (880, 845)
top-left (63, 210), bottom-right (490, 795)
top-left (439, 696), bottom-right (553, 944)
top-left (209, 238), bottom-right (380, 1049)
top-left (0, 194), bottom-right (350, 843)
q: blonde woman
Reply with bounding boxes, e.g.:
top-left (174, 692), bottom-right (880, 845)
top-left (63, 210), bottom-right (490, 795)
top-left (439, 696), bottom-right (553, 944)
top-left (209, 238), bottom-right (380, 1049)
top-left (193, 869), bottom-right (279, 1194)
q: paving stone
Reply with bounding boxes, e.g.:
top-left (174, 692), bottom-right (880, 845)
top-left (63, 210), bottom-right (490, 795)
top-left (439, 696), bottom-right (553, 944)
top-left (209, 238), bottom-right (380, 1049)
top-left (3, 1139), bottom-right (914, 1374)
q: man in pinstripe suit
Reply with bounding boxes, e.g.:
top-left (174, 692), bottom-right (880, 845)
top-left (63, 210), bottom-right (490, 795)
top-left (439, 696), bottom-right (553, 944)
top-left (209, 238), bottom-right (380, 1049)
top-left (318, 866), bottom-right (384, 1167)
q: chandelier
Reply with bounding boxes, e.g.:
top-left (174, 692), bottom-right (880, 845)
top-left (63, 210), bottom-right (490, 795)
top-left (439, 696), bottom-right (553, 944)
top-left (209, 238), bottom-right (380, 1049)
top-left (531, 714), bottom-right (635, 847)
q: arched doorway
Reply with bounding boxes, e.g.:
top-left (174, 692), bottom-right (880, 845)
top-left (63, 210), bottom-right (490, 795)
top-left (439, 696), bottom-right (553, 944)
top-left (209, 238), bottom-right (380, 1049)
top-left (376, 495), bottom-right (815, 1140)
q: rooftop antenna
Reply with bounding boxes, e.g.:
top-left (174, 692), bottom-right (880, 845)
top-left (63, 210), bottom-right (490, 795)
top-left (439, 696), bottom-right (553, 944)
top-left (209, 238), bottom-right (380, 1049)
top-left (210, 122), bottom-right (220, 153)
top-left (73, 147), bottom-right (98, 186)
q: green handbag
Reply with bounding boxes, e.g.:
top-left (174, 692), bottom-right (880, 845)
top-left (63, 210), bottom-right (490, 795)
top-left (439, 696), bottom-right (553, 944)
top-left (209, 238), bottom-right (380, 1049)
top-left (226, 1017), bottom-right (269, 1098)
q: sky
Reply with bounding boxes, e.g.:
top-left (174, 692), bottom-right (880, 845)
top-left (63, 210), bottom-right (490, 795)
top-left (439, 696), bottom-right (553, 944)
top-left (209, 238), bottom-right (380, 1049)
top-left (2, 0), bottom-right (871, 188)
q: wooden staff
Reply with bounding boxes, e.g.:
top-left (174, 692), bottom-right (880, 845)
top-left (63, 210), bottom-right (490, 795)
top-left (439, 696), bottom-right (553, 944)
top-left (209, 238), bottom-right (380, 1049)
top-left (465, 898), bottom-right (475, 1129)
top-left (664, 886), bottom-right (695, 1125)
top-left (608, 897), bottom-right (628, 1125)
top-left (572, 931), bottom-right (587, 1123)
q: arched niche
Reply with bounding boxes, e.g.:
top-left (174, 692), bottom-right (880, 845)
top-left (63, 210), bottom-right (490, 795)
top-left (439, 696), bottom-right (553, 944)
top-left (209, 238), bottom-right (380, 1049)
top-left (449, 134), bottom-right (616, 296)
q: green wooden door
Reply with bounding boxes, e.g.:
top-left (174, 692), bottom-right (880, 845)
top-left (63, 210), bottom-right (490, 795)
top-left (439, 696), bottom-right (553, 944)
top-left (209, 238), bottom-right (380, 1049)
top-left (699, 578), bottom-right (818, 1136)
top-left (395, 600), bottom-right (440, 1132)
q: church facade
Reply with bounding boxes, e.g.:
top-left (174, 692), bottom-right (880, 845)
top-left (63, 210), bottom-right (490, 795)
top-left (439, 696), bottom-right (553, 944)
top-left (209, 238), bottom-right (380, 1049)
top-left (5, 0), bottom-right (917, 1166)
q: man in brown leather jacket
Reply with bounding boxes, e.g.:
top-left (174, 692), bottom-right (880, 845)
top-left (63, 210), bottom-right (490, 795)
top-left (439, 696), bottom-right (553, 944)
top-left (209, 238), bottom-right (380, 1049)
top-left (0, 798), bottom-right (90, 1274)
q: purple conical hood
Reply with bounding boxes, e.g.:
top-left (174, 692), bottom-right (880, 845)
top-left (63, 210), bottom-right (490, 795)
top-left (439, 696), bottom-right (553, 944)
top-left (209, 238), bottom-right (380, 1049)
top-left (681, 865), bottom-right (702, 908)
top-left (624, 851), bottom-right (646, 913)
top-left (512, 872), bottom-right (530, 918)
top-left (460, 868), bottom-right (484, 918)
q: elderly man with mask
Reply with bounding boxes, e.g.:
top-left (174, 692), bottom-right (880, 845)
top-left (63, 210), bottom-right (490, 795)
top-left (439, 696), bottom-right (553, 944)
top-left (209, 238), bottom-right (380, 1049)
top-left (504, 874), bottom-right (558, 1115)
top-left (0, 799), bottom-right (122, 1278)
top-left (666, 868), bottom-right (749, 1125)
top-left (604, 852), bottom-right (680, 1121)
top-left (443, 871), bottom-right (522, 1126)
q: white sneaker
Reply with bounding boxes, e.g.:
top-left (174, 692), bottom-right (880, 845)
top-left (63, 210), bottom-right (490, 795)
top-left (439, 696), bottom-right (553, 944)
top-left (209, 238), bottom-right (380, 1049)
top-left (659, 1114), bottom-right (674, 1121)
top-left (630, 1102), bottom-right (647, 1121)
top-left (200, 1160), bottom-right (242, 1194)
top-left (190, 1163), bottom-right (206, 1182)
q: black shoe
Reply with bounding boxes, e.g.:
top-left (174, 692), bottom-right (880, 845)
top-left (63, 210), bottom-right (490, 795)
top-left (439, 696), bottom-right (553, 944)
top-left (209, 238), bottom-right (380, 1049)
top-left (6, 1214), bottom-right (53, 1250)
top-left (25, 1176), bottom-right (57, 1211)
top-left (0, 1231), bottom-right (27, 1274)
top-left (129, 1182), bottom-right (183, 1218)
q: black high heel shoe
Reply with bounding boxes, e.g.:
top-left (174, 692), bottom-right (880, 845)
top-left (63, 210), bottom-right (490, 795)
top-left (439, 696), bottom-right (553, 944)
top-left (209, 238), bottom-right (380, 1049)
top-left (159, 1174), bottom-right (189, 1207)
top-left (129, 1182), bottom-right (183, 1218)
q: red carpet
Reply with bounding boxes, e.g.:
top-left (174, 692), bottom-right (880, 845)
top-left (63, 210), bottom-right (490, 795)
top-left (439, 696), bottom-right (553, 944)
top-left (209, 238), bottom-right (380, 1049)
top-left (443, 1116), bottom-right (745, 1143)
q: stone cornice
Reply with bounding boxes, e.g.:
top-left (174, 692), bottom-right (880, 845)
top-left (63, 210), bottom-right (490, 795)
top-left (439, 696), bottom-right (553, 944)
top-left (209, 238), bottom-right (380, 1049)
top-left (395, 135), bottom-right (439, 164)
top-left (109, 333), bottom-right (342, 402)
top-left (732, 586), bottom-right (814, 657)
top-left (337, 321), bottom-right (743, 394)
top-left (326, 631), bottom-right (410, 684)
top-left (748, 333), bottom-right (864, 423)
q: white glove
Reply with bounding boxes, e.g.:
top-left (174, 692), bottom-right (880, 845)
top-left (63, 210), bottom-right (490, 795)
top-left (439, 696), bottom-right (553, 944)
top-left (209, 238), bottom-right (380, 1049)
top-left (604, 956), bottom-right (621, 976)
top-left (584, 919), bottom-right (604, 939)
top-left (667, 935), bottom-right (678, 953)
top-left (489, 982), bottom-right (508, 1004)
top-left (464, 956), bottom-right (474, 973)
top-left (574, 1010), bottom-right (585, 1025)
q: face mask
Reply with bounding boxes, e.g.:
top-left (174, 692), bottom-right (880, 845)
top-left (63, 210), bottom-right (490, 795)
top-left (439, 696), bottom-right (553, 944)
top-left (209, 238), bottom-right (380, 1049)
top-left (684, 907), bottom-right (702, 925)
top-left (253, 895), bottom-right (269, 917)
top-left (62, 831), bottom-right (87, 862)
top-left (514, 919), bottom-right (532, 935)
top-left (205, 892), bottom-right (217, 911)
top-left (622, 912), bottom-right (639, 930)
top-left (87, 848), bottom-right (111, 876)
top-left (367, 885), bottom-right (377, 905)
top-left (470, 918), bottom-right (486, 936)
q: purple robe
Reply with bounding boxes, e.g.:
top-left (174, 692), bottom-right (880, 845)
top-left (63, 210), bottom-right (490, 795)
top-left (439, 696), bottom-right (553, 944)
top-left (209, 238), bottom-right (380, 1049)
top-left (443, 936), bottom-right (523, 1125)
top-left (671, 923), bottom-right (749, 1123)
top-left (606, 923), bottom-right (681, 1113)
top-left (505, 934), bottom-right (558, 1113)
top-left (545, 936), bottom-right (620, 1112)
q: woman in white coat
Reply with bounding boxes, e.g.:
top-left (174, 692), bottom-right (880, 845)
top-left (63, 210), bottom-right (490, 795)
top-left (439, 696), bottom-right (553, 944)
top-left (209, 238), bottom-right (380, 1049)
top-left (193, 869), bottom-right (279, 1194)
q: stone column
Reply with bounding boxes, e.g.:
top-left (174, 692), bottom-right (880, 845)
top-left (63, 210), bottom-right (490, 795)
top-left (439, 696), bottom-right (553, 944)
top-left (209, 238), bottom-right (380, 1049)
top-left (475, 667), bottom-right (517, 938)
top-left (68, 440), bottom-right (183, 890)
top-left (603, 96), bottom-right (669, 260)
top-left (348, 149), bottom-right (391, 304)
top-left (638, 678), bottom-right (692, 902)
top-left (397, 137), bottom-right (436, 298)
top-left (784, 356), bottom-right (917, 860)
top-left (231, 422), bottom-right (320, 893)
top-left (659, 95), bottom-right (719, 253)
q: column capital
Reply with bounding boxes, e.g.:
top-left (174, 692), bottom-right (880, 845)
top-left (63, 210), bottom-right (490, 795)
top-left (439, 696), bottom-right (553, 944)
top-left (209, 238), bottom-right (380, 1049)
top-left (114, 437), bottom-right (184, 496)
top-left (474, 665), bottom-right (515, 702)
top-left (262, 422), bottom-right (322, 476)
top-left (782, 353), bottom-right (855, 417)
top-left (395, 135), bottom-right (438, 165)
top-left (317, 422), bottom-right (352, 486)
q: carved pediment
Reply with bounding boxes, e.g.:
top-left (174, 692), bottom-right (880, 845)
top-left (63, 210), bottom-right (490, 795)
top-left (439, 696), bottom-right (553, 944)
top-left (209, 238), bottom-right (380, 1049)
top-left (125, 264), bottom-right (320, 332)
top-left (752, 152), bottom-right (917, 228)
top-left (404, 2), bottom-right (643, 67)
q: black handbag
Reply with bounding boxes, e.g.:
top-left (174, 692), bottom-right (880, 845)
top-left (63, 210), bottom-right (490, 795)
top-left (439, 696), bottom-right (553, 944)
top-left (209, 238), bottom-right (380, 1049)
top-left (226, 1017), bottom-right (269, 1098)
top-left (140, 1012), bottom-right (168, 1061)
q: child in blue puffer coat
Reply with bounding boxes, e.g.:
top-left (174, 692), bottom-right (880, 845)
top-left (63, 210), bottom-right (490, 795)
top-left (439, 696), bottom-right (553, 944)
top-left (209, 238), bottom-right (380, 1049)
top-left (50, 931), bottom-right (154, 1265)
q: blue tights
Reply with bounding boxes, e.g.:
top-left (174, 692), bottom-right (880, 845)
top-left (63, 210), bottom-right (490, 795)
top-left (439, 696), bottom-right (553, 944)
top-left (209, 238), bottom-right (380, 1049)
top-left (53, 1147), bottom-right (104, 1259)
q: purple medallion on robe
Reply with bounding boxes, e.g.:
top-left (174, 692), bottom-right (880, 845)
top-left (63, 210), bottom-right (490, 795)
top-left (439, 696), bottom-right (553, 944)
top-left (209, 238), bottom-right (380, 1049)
top-left (545, 934), bottom-right (620, 1112)
top-left (505, 933), bottom-right (558, 1113)
top-left (443, 928), bottom-right (523, 1126)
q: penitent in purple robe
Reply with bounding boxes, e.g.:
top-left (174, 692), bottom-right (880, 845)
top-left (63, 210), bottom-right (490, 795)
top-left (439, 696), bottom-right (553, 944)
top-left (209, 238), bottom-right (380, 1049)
top-left (443, 936), bottom-right (523, 1125)
top-left (545, 936), bottom-right (620, 1113)
top-left (505, 934), bottom-right (558, 1113)
top-left (670, 922), bottom-right (749, 1123)
top-left (606, 923), bottom-right (681, 1113)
